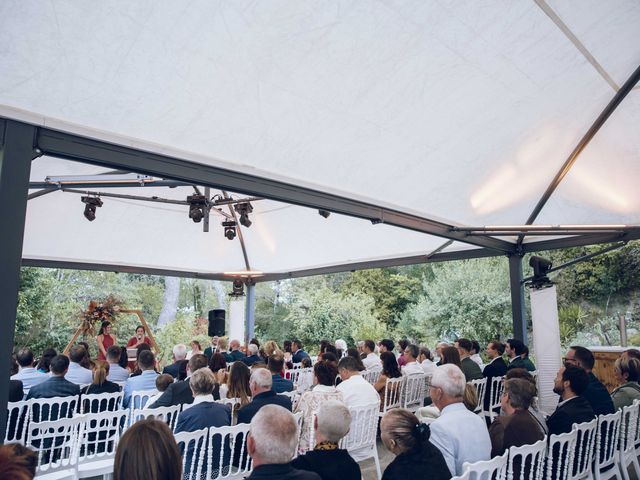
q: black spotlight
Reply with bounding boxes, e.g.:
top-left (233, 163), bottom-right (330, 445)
top-left (187, 194), bottom-right (207, 223)
top-left (529, 256), bottom-right (553, 289)
top-left (81, 196), bottom-right (103, 221)
top-left (223, 220), bottom-right (237, 240)
top-left (318, 209), bottom-right (331, 218)
top-left (234, 202), bottom-right (253, 228)
top-left (230, 279), bottom-right (245, 297)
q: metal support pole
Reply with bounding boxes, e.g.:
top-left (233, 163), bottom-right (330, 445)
top-left (509, 254), bottom-right (528, 344)
top-left (0, 120), bottom-right (35, 443)
top-left (245, 282), bottom-right (256, 344)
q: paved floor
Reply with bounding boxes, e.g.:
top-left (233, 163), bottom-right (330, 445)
top-left (360, 438), bottom-right (395, 480)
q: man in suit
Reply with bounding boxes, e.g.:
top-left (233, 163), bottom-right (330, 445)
top-left (229, 339), bottom-right (247, 362)
top-left (291, 340), bottom-right (310, 364)
top-left (150, 354), bottom-right (211, 408)
top-left (268, 354), bottom-right (293, 393)
top-left (162, 344), bottom-right (188, 380)
top-left (456, 338), bottom-right (483, 381)
top-left (505, 339), bottom-right (536, 372)
top-left (9, 380), bottom-right (24, 402)
top-left (203, 335), bottom-right (220, 359)
top-left (564, 345), bottom-right (615, 416)
top-left (483, 341), bottom-right (507, 379)
top-left (27, 355), bottom-right (80, 421)
top-left (242, 344), bottom-right (263, 367)
top-left (237, 368), bottom-right (292, 424)
top-left (123, 350), bottom-right (159, 408)
top-left (547, 364), bottom-right (595, 436)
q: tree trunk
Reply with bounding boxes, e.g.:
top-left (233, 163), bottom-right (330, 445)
top-left (213, 281), bottom-right (227, 310)
top-left (157, 276), bottom-right (180, 327)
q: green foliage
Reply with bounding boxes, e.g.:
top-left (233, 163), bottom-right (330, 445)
top-left (557, 304), bottom-right (587, 347)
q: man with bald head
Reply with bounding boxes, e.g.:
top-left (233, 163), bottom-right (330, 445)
top-left (229, 339), bottom-right (246, 362)
top-left (237, 368), bottom-right (292, 424)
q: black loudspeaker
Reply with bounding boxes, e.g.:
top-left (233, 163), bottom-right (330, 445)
top-left (208, 309), bottom-right (226, 337)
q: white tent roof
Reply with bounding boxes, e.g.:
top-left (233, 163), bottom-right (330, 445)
top-left (1, 1), bottom-right (639, 279)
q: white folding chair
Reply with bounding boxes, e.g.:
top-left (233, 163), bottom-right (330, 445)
top-left (379, 377), bottom-right (403, 417)
top-left (30, 395), bottom-right (79, 423)
top-left (80, 391), bottom-right (124, 414)
top-left (361, 369), bottom-right (382, 385)
top-left (620, 401), bottom-right (640, 480)
top-left (5, 399), bottom-right (32, 444)
top-left (292, 410), bottom-right (305, 456)
top-left (452, 470), bottom-right (472, 480)
top-left (402, 373), bottom-right (427, 413)
top-left (131, 404), bottom-right (181, 432)
top-left (468, 378), bottom-right (487, 415)
top-left (594, 410), bottom-right (622, 480)
top-left (77, 410), bottom-right (129, 479)
top-left (28, 416), bottom-right (82, 480)
top-left (284, 369), bottom-right (302, 385)
top-left (506, 438), bottom-right (546, 480)
top-left (571, 417), bottom-right (597, 480)
top-left (340, 402), bottom-right (381, 480)
top-left (291, 367), bottom-right (313, 389)
top-left (546, 428), bottom-right (578, 480)
top-left (175, 427), bottom-right (209, 480)
top-left (485, 376), bottom-right (504, 422)
top-left (461, 450), bottom-right (508, 480)
top-left (210, 422), bottom-right (253, 479)
top-left (279, 391), bottom-right (300, 410)
top-left (129, 389), bottom-right (158, 411)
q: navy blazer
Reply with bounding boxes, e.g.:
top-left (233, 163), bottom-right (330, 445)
top-left (584, 372), bottom-right (615, 416)
top-left (10, 380), bottom-right (24, 402)
top-left (292, 350), bottom-right (310, 364)
top-left (272, 375), bottom-right (294, 393)
top-left (291, 449), bottom-right (361, 480)
top-left (247, 465), bottom-right (321, 480)
top-left (150, 378), bottom-right (221, 408)
top-left (241, 355), bottom-right (263, 366)
top-left (237, 390), bottom-right (292, 424)
top-left (27, 376), bottom-right (80, 400)
top-left (483, 357), bottom-right (507, 379)
top-left (163, 360), bottom-right (188, 380)
top-left (547, 396), bottom-right (595, 436)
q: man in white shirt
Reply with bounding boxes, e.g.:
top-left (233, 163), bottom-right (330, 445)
top-left (336, 357), bottom-right (380, 407)
top-left (64, 345), bottom-right (93, 385)
top-left (105, 345), bottom-right (130, 382)
top-left (11, 348), bottom-right (47, 395)
top-left (361, 340), bottom-right (382, 370)
top-left (470, 340), bottom-right (485, 370)
top-left (401, 344), bottom-right (424, 375)
top-left (418, 346), bottom-right (437, 376)
top-left (428, 364), bottom-right (491, 476)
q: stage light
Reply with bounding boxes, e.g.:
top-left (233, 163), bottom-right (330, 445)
top-left (318, 209), bottom-right (331, 218)
top-left (234, 202), bottom-right (253, 228)
top-left (81, 196), bottom-right (103, 221)
top-left (529, 256), bottom-right (553, 289)
top-left (230, 279), bottom-right (245, 297)
top-left (223, 221), bottom-right (237, 240)
top-left (187, 194), bottom-right (207, 223)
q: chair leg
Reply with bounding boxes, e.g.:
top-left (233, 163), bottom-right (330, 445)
top-left (373, 449), bottom-right (382, 480)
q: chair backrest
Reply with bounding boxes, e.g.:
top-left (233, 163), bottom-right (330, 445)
top-left (28, 415), bottom-right (82, 477)
top-left (594, 410), bottom-right (622, 471)
top-left (361, 369), bottom-right (381, 385)
top-left (620, 402), bottom-right (639, 457)
top-left (78, 410), bottom-right (129, 463)
top-left (80, 391), bottom-right (124, 414)
top-left (291, 367), bottom-right (313, 388)
top-left (468, 378), bottom-right (487, 414)
top-left (29, 395), bottom-right (79, 423)
top-left (402, 373), bottom-right (427, 412)
top-left (279, 391), bottom-right (301, 410)
top-left (339, 402), bottom-right (379, 453)
top-left (175, 427), bottom-right (209, 480)
top-left (486, 376), bottom-right (504, 421)
top-left (381, 377), bottom-right (403, 413)
top-left (5, 399), bottom-right (32, 444)
top-left (546, 428), bottom-right (578, 480)
top-left (131, 404), bottom-right (182, 432)
top-left (209, 422), bottom-right (253, 478)
top-left (129, 389), bottom-right (158, 411)
top-left (452, 470), bottom-right (472, 480)
top-left (461, 450), bottom-right (508, 480)
top-left (570, 417), bottom-right (597, 479)
top-left (507, 437), bottom-right (546, 480)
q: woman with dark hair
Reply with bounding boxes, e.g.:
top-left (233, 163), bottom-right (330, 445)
top-left (295, 360), bottom-right (343, 452)
top-left (114, 418), bottom-right (182, 480)
top-left (130, 343), bottom-right (153, 377)
top-left (375, 352), bottom-right (403, 407)
top-left (397, 339), bottom-right (410, 367)
top-left (209, 352), bottom-right (228, 385)
top-left (0, 443), bottom-right (37, 480)
top-left (319, 340), bottom-right (330, 355)
top-left (96, 321), bottom-right (116, 362)
top-left (220, 361), bottom-right (251, 407)
top-left (127, 325), bottom-right (151, 349)
top-left (324, 344), bottom-right (338, 358)
top-left (380, 409), bottom-right (450, 480)
top-left (440, 346), bottom-right (462, 368)
top-left (346, 348), bottom-right (366, 371)
top-left (118, 346), bottom-right (129, 369)
top-left (36, 348), bottom-right (57, 373)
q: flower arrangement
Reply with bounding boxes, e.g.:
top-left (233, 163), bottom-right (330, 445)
top-left (79, 295), bottom-right (123, 337)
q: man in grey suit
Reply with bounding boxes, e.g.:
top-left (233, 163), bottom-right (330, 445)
top-left (27, 355), bottom-right (80, 422)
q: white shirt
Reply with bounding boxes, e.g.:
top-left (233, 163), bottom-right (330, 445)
top-left (470, 353), bottom-right (485, 370)
top-left (402, 361), bottom-right (424, 376)
top-left (64, 362), bottom-right (93, 385)
top-left (420, 359), bottom-right (437, 376)
top-left (106, 363), bottom-right (130, 382)
top-left (336, 374), bottom-right (380, 407)
top-left (429, 402), bottom-right (491, 476)
top-left (11, 367), bottom-right (48, 394)
top-left (362, 353), bottom-right (382, 370)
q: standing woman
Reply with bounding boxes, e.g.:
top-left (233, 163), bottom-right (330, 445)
top-left (97, 321), bottom-right (116, 362)
top-left (127, 325), bottom-right (151, 349)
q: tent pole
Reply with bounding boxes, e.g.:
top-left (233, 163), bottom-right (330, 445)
top-left (508, 254), bottom-right (528, 344)
top-left (245, 282), bottom-right (256, 344)
top-left (0, 120), bottom-right (35, 443)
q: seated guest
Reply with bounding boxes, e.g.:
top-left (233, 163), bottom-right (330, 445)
top-left (269, 354), bottom-right (293, 393)
top-left (401, 344), bottom-right (423, 376)
top-left (65, 345), bottom-right (94, 385)
top-left (434, 342), bottom-right (450, 365)
top-left (489, 378), bottom-right (544, 457)
top-left (82, 362), bottom-right (121, 395)
top-left (106, 346), bottom-right (130, 382)
top-left (483, 341), bottom-right (507, 378)
top-left (295, 360), bottom-right (343, 452)
top-left (149, 354), bottom-right (211, 408)
top-left (292, 340), bottom-right (310, 364)
top-left (564, 345), bottom-right (614, 415)
top-left (220, 361), bottom-right (252, 407)
top-left (36, 347), bottom-right (57, 373)
top-left (130, 343), bottom-right (152, 376)
top-left (291, 400), bottom-right (361, 480)
top-left (263, 340), bottom-right (281, 359)
top-left (216, 337), bottom-right (234, 363)
top-left (362, 340), bottom-right (382, 370)
top-left (397, 339), bottom-right (409, 367)
top-left (439, 346), bottom-right (462, 368)
top-left (0, 443), bottom-right (37, 480)
top-left (547, 364), bottom-right (595, 435)
top-left (622, 348), bottom-right (640, 361)
top-left (334, 339), bottom-right (347, 358)
top-left (505, 339), bottom-right (536, 372)
top-left (345, 348), bottom-right (366, 371)
top-left (428, 364), bottom-right (491, 476)
top-left (145, 374), bottom-right (174, 409)
top-left (238, 368), bottom-right (292, 424)
top-left (210, 352), bottom-right (228, 383)
top-left (242, 344), bottom-right (263, 367)
top-left (247, 405), bottom-right (321, 480)
top-left (455, 338), bottom-right (483, 381)
top-left (380, 409), bottom-right (451, 480)
top-left (27, 355), bottom-right (80, 421)
top-left (162, 344), bottom-right (188, 380)
top-left (504, 369), bottom-right (547, 434)
top-left (77, 341), bottom-right (95, 369)
top-left (374, 352), bottom-right (403, 407)
top-left (418, 347), bottom-right (437, 376)
top-left (470, 340), bottom-right (484, 370)
top-left (114, 418), bottom-right (182, 480)
top-left (611, 356), bottom-right (640, 410)
top-left (336, 356), bottom-right (380, 408)
top-left (186, 340), bottom-right (202, 360)
top-left (378, 339), bottom-right (395, 354)
top-left (123, 350), bottom-right (160, 408)
top-left (11, 348), bottom-right (47, 395)
top-left (10, 379), bottom-right (24, 402)
top-left (229, 339), bottom-right (247, 362)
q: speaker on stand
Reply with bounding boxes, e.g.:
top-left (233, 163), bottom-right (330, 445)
top-left (208, 309), bottom-right (226, 337)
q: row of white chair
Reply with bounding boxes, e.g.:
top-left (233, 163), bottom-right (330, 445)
top-left (379, 373), bottom-right (429, 416)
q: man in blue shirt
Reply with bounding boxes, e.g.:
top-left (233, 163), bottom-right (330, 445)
top-left (123, 350), bottom-right (159, 408)
top-left (11, 348), bottom-right (47, 395)
top-left (268, 355), bottom-right (293, 393)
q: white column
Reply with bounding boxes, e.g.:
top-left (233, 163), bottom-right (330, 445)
top-left (228, 298), bottom-right (245, 344)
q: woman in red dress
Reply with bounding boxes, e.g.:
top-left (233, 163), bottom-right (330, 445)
top-left (127, 325), bottom-right (151, 349)
top-left (96, 321), bottom-right (116, 362)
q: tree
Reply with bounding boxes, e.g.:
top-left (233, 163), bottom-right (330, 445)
top-left (157, 276), bottom-right (180, 327)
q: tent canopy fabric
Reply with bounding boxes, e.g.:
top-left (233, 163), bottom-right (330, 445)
top-left (1, 1), bottom-right (639, 279)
